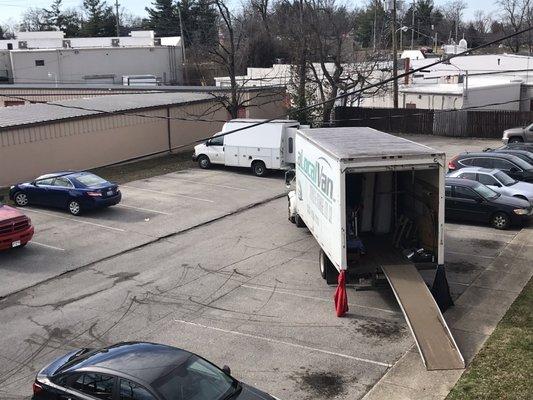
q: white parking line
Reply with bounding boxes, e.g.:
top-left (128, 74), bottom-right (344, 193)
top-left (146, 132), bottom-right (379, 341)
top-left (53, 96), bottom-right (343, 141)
top-left (30, 241), bottom-right (65, 251)
top-left (116, 204), bottom-right (172, 215)
top-left (122, 186), bottom-right (214, 203)
top-left (241, 284), bottom-right (401, 315)
top-left (446, 251), bottom-right (494, 260)
top-left (168, 178), bottom-right (248, 191)
top-left (174, 319), bottom-right (392, 368)
top-left (22, 209), bottom-right (125, 232)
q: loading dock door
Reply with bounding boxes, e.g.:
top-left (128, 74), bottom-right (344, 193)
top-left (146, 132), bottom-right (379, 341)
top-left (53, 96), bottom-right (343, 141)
top-left (382, 264), bottom-right (465, 370)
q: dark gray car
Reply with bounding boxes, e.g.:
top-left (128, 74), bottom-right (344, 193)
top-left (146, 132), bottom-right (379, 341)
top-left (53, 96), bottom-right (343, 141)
top-left (448, 152), bottom-right (533, 182)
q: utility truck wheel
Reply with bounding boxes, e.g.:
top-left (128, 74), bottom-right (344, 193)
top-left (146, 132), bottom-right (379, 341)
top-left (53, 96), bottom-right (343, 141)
top-left (295, 214), bottom-right (306, 228)
top-left (491, 212), bottom-right (510, 230)
top-left (319, 250), bottom-right (338, 284)
top-left (288, 202), bottom-right (295, 223)
top-left (198, 155), bottom-right (211, 169)
top-left (509, 137), bottom-right (523, 143)
top-left (252, 161), bottom-right (267, 177)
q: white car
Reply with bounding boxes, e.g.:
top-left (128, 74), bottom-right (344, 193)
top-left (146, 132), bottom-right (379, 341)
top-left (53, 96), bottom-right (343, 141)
top-left (448, 167), bottom-right (533, 203)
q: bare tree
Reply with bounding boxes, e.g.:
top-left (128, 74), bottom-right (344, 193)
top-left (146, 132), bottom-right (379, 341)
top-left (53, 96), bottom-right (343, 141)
top-left (441, 0), bottom-right (467, 41)
top-left (497, 0), bottom-right (530, 52)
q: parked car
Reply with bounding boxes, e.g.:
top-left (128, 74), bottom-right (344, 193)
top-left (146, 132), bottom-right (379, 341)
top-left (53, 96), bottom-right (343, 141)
top-left (9, 171), bottom-right (121, 216)
top-left (448, 167), bottom-right (533, 203)
top-left (447, 152), bottom-right (533, 182)
top-left (32, 342), bottom-right (279, 400)
top-left (0, 196), bottom-right (34, 250)
top-left (445, 177), bottom-right (532, 229)
top-left (497, 143), bottom-right (533, 154)
top-left (487, 148), bottom-right (533, 165)
top-left (502, 123), bottom-right (533, 143)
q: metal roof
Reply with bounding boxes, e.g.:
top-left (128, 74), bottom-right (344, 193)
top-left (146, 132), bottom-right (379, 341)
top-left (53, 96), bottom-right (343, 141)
top-left (299, 127), bottom-right (443, 160)
top-left (0, 92), bottom-right (214, 130)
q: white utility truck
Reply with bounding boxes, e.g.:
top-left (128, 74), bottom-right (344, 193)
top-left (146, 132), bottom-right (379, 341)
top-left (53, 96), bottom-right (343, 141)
top-left (286, 127), bottom-right (464, 371)
top-left (193, 119), bottom-right (306, 176)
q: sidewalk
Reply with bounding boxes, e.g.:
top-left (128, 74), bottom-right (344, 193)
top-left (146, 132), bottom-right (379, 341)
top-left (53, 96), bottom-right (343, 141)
top-left (362, 226), bottom-right (533, 400)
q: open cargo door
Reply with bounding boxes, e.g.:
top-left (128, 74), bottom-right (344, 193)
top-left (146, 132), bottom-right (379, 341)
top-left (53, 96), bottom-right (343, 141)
top-left (381, 264), bottom-right (464, 370)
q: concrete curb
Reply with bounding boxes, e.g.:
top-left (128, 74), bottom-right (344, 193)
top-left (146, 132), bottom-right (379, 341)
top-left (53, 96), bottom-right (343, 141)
top-left (361, 226), bottom-right (533, 400)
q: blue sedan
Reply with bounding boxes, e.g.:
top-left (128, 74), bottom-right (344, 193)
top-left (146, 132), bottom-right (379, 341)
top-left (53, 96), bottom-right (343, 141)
top-left (9, 171), bottom-right (121, 215)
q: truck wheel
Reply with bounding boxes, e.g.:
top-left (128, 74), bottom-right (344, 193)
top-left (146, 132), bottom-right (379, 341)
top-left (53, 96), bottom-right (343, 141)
top-left (198, 155), bottom-right (211, 169)
top-left (288, 201), bottom-right (295, 223)
top-left (319, 250), bottom-right (339, 284)
top-left (295, 213), bottom-right (306, 228)
top-left (509, 137), bottom-right (523, 143)
top-left (252, 161), bottom-right (267, 177)
top-left (491, 212), bottom-right (510, 230)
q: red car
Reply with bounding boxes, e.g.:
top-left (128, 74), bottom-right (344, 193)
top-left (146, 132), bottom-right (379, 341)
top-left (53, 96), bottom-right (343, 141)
top-left (0, 199), bottom-right (34, 250)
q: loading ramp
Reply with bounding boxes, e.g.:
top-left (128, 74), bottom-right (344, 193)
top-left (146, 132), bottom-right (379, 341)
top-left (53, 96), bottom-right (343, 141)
top-left (381, 264), bottom-right (465, 370)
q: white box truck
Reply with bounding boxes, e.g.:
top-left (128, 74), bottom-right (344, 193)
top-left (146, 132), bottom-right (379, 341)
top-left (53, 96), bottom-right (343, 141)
top-left (286, 127), bottom-right (464, 371)
top-left (193, 119), bottom-right (307, 176)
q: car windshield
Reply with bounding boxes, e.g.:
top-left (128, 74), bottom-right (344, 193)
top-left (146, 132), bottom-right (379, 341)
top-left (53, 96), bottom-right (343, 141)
top-left (153, 355), bottom-right (237, 400)
top-left (509, 156), bottom-right (533, 170)
top-left (494, 171), bottom-right (517, 186)
top-left (473, 183), bottom-right (500, 200)
top-left (75, 173), bottom-right (108, 187)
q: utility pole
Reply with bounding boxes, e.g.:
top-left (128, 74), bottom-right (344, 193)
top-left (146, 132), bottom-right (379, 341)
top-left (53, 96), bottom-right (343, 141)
top-left (177, 6), bottom-right (187, 84)
top-left (115, 0), bottom-right (120, 37)
top-left (391, 0), bottom-right (398, 108)
top-left (410, 0), bottom-right (415, 49)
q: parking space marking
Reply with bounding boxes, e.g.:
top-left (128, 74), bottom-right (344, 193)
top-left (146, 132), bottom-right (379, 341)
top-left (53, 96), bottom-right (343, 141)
top-left (116, 204), bottom-right (172, 215)
top-left (22, 209), bottom-right (125, 232)
top-left (30, 241), bottom-right (65, 251)
top-left (122, 186), bottom-right (214, 203)
top-left (445, 227), bottom-right (516, 238)
top-left (241, 284), bottom-right (401, 315)
top-left (158, 177), bottom-right (249, 191)
top-left (174, 319), bottom-right (392, 368)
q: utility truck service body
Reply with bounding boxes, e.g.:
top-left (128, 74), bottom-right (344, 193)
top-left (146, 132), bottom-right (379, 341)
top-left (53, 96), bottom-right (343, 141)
top-left (287, 127), bottom-right (464, 371)
top-left (193, 119), bottom-right (305, 176)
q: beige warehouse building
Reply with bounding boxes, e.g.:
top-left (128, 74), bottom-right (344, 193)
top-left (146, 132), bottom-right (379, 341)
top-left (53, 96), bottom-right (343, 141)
top-left (0, 89), bottom-right (286, 186)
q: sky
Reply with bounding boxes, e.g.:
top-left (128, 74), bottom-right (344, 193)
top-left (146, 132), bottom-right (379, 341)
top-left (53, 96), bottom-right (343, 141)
top-left (0, 0), bottom-right (496, 28)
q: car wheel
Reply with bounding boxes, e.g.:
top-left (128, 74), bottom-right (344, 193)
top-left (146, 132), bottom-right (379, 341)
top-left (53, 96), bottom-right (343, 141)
top-left (319, 250), bottom-right (338, 284)
top-left (252, 161), bottom-right (267, 177)
top-left (491, 212), bottom-right (510, 230)
top-left (295, 213), bottom-right (306, 228)
top-left (68, 200), bottom-right (82, 216)
top-left (198, 155), bottom-right (211, 169)
top-left (14, 192), bottom-right (29, 207)
top-left (509, 137), bottom-right (523, 143)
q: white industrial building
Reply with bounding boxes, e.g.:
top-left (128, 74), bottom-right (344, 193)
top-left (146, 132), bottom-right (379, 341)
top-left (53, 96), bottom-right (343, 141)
top-left (0, 31), bottom-right (183, 85)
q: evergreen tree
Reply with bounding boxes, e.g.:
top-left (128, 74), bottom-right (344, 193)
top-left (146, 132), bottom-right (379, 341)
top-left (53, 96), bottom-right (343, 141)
top-left (145, 0), bottom-right (179, 37)
top-left (81, 0), bottom-right (115, 36)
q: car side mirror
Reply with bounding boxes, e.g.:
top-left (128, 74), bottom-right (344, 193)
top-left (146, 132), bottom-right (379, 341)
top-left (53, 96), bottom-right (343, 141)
top-left (493, 182), bottom-right (502, 187)
top-left (222, 365), bottom-right (231, 376)
top-left (205, 141), bottom-right (210, 147)
top-left (476, 197), bottom-right (483, 203)
top-left (285, 170), bottom-right (295, 188)
top-left (509, 167), bottom-right (519, 173)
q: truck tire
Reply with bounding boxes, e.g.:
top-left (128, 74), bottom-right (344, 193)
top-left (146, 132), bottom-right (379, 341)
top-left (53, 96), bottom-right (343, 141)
top-left (509, 136), bottom-right (523, 143)
top-left (319, 250), bottom-right (338, 284)
top-left (252, 160), bottom-right (267, 177)
top-left (491, 212), bottom-right (510, 230)
top-left (295, 213), bottom-right (306, 228)
top-left (198, 155), bottom-right (211, 169)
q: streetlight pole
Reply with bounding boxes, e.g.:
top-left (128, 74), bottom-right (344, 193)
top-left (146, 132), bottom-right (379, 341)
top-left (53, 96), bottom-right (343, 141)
top-left (411, 0), bottom-right (415, 49)
top-left (391, 0), bottom-right (398, 108)
top-left (115, 0), bottom-right (120, 37)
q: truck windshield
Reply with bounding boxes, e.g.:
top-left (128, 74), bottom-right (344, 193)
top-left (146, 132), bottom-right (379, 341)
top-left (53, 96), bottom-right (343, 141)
top-left (494, 171), bottom-right (517, 186)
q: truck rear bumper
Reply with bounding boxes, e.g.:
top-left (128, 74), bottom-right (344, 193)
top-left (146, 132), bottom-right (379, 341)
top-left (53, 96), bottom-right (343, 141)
top-left (0, 225), bottom-right (34, 250)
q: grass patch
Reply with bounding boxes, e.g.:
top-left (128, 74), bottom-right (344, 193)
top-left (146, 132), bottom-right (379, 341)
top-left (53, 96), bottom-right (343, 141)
top-left (0, 151), bottom-right (196, 206)
top-left (446, 277), bottom-right (533, 400)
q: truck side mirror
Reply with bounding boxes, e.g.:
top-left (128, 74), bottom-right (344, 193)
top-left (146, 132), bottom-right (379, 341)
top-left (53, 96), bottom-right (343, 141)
top-left (285, 170), bottom-right (295, 188)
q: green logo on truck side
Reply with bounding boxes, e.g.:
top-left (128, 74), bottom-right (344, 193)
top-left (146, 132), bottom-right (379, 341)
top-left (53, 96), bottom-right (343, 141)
top-left (297, 150), bottom-right (334, 200)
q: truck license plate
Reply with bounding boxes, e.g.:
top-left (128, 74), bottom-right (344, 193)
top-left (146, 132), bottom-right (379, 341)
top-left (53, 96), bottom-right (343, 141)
top-left (12, 240), bottom-right (21, 248)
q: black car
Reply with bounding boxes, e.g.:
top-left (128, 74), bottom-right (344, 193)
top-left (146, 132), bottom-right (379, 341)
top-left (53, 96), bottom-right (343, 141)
top-left (32, 342), bottom-right (278, 400)
top-left (496, 143), bottom-right (533, 154)
top-left (445, 178), bottom-right (532, 229)
top-left (488, 149), bottom-right (533, 165)
top-left (448, 152), bottom-right (533, 182)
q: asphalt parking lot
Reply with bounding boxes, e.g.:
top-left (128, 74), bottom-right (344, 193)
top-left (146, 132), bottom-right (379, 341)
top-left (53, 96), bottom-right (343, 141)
top-left (0, 134), bottom-right (527, 399)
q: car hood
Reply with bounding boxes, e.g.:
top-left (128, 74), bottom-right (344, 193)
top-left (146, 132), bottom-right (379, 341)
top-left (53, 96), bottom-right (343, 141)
top-left (510, 181), bottom-right (533, 197)
top-left (237, 383), bottom-right (277, 400)
top-left (504, 127), bottom-right (525, 134)
top-left (492, 194), bottom-right (530, 208)
top-left (0, 204), bottom-right (26, 220)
